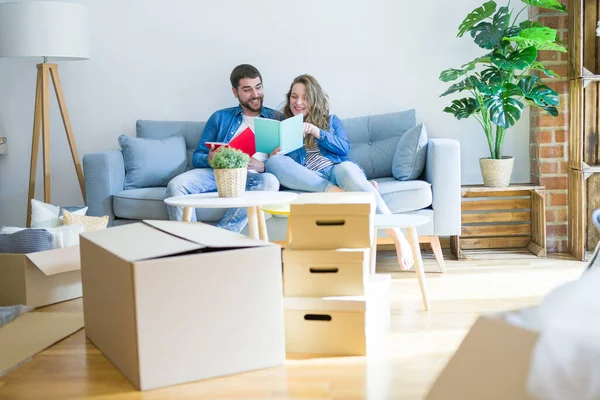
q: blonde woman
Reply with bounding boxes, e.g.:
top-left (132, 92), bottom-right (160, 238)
top-left (265, 74), bottom-right (414, 270)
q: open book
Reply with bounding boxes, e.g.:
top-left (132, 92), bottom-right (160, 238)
top-left (254, 113), bottom-right (304, 155)
top-left (204, 126), bottom-right (256, 157)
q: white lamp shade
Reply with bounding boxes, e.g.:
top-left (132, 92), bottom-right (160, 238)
top-left (0, 1), bottom-right (90, 60)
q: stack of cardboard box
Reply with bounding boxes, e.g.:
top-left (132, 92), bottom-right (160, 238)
top-left (282, 193), bottom-right (392, 356)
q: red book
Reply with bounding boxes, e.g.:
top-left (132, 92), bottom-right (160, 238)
top-left (205, 127), bottom-right (256, 156)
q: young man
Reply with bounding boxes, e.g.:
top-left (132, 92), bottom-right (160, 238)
top-left (166, 64), bottom-right (281, 232)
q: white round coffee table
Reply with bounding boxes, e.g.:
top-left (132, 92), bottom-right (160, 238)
top-left (164, 191), bottom-right (299, 241)
top-left (373, 214), bottom-right (432, 311)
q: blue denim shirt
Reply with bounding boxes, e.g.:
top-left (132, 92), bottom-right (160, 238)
top-left (192, 105), bottom-right (282, 168)
top-left (284, 114), bottom-right (351, 166)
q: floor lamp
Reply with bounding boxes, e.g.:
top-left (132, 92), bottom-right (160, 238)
top-left (0, 1), bottom-right (90, 227)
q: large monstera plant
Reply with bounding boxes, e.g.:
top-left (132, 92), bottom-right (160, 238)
top-left (440, 0), bottom-right (567, 169)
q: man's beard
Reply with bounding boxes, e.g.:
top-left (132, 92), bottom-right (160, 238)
top-left (240, 95), bottom-right (263, 113)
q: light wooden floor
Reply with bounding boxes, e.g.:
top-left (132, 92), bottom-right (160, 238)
top-left (0, 250), bottom-right (587, 400)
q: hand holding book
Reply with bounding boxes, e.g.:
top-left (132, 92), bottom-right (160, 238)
top-left (303, 122), bottom-right (320, 138)
top-left (254, 113), bottom-right (304, 154)
top-left (204, 127), bottom-right (256, 157)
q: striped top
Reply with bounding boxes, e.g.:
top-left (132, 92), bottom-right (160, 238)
top-left (304, 136), bottom-right (334, 171)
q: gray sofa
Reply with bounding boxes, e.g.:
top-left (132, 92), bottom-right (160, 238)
top-left (82, 109), bottom-right (461, 245)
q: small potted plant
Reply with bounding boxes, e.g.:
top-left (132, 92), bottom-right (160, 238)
top-left (209, 147), bottom-right (250, 198)
top-left (439, 0), bottom-right (567, 187)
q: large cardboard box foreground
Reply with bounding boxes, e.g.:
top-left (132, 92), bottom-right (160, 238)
top-left (0, 246), bottom-right (81, 307)
top-left (424, 311), bottom-right (539, 400)
top-left (80, 220), bottom-right (286, 391)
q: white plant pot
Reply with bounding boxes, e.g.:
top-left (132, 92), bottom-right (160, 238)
top-left (479, 156), bottom-right (514, 188)
top-left (214, 168), bottom-right (247, 198)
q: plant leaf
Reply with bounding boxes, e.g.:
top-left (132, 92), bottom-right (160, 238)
top-left (536, 42), bottom-right (568, 52)
top-left (440, 64), bottom-right (476, 82)
top-left (481, 67), bottom-right (504, 85)
top-left (474, 80), bottom-right (497, 96)
top-left (502, 26), bottom-right (522, 40)
top-left (509, 36), bottom-right (567, 52)
top-left (504, 83), bottom-right (525, 97)
top-left (504, 26), bottom-right (567, 52)
top-left (492, 46), bottom-right (537, 70)
top-left (543, 105), bottom-right (559, 116)
top-left (484, 92), bottom-right (524, 128)
top-left (520, 0), bottom-right (567, 13)
top-left (518, 76), bottom-right (559, 107)
top-left (517, 75), bottom-right (539, 94)
top-left (471, 6), bottom-right (511, 49)
top-left (519, 21), bottom-right (544, 29)
top-left (440, 77), bottom-right (477, 97)
top-left (515, 26), bottom-right (557, 43)
top-left (443, 98), bottom-right (480, 119)
top-left (461, 55), bottom-right (492, 69)
top-left (530, 61), bottom-right (561, 78)
top-left (458, 0), bottom-right (497, 37)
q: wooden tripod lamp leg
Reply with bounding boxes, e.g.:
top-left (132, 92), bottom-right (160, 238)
top-left (41, 64), bottom-right (51, 203)
top-left (49, 64), bottom-right (86, 203)
top-left (26, 63), bottom-right (87, 227)
top-left (26, 68), bottom-right (43, 228)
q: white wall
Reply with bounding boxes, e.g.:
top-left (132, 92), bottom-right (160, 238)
top-left (0, 0), bottom-right (530, 227)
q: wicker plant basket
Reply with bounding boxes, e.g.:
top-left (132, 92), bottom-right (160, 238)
top-left (479, 156), bottom-right (514, 188)
top-left (214, 168), bottom-right (247, 198)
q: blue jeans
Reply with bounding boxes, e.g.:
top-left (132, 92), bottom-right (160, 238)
top-left (265, 155), bottom-right (391, 214)
top-left (166, 168), bottom-right (280, 232)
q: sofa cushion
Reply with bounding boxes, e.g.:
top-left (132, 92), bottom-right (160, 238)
top-left (113, 188), bottom-right (228, 222)
top-left (119, 135), bottom-right (188, 190)
top-left (343, 109), bottom-right (416, 180)
top-left (392, 123), bottom-right (428, 181)
top-left (136, 120), bottom-right (206, 151)
top-left (137, 120), bottom-right (208, 170)
top-left (375, 178), bottom-right (432, 213)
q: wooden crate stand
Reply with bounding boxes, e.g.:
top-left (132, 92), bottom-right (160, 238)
top-left (568, 0), bottom-right (600, 260)
top-left (451, 185), bottom-right (547, 260)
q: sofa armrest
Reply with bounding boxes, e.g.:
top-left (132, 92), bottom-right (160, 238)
top-left (424, 138), bottom-right (461, 236)
top-left (83, 150), bottom-right (125, 224)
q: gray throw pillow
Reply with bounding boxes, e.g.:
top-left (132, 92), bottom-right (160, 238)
top-left (119, 134), bottom-right (188, 190)
top-left (0, 228), bottom-right (54, 254)
top-left (392, 123), bottom-right (428, 181)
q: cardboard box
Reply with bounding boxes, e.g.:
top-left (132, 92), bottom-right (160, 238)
top-left (79, 220), bottom-right (286, 391)
top-left (0, 246), bottom-right (82, 307)
top-left (289, 193), bottom-right (375, 250)
top-left (282, 248), bottom-right (370, 297)
top-left (424, 310), bottom-right (540, 400)
top-left (284, 274), bottom-right (391, 356)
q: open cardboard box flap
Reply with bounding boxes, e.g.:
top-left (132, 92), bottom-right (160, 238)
top-left (144, 220), bottom-right (270, 249)
top-left (25, 245), bottom-right (81, 275)
top-left (424, 312), bottom-right (540, 400)
top-left (80, 220), bottom-right (273, 263)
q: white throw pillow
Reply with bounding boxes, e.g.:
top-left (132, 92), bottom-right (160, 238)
top-left (30, 199), bottom-right (87, 228)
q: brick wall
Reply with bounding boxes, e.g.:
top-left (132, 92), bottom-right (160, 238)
top-left (529, 1), bottom-right (569, 253)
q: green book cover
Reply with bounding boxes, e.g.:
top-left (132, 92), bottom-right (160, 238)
top-left (254, 113), bottom-right (304, 154)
